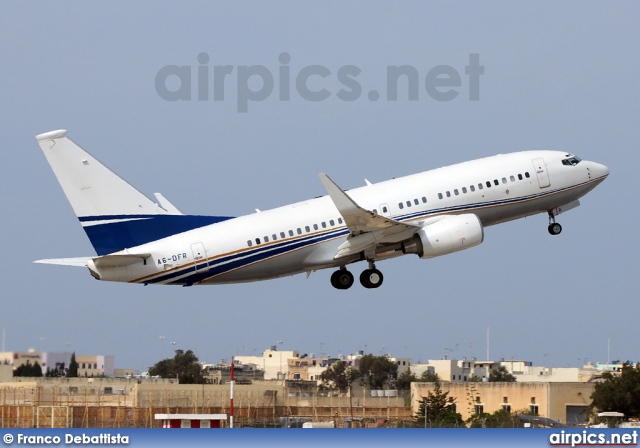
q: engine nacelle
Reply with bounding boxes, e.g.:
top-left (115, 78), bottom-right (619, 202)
top-left (402, 214), bottom-right (484, 259)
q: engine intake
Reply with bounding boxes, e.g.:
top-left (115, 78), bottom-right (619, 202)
top-left (402, 214), bottom-right (484, 259)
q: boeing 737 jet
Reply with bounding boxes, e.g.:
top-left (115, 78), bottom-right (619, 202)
top-left (34, 130), bottom-right (608, 289)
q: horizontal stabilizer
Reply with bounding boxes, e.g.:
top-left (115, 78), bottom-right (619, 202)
top-left (93, 253), bottom-right (151, 268)
top-left (34, 257), bottom-right (92, 267)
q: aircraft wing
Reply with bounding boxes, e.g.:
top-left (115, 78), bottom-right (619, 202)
top-left (318, 173), bottom-right (420, 258)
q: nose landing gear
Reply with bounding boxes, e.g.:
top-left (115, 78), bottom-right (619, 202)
top-left (548, 211), bottom-right (562, 235)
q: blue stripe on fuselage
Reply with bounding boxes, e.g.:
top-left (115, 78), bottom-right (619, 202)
top-left (80, 214), bottom-right (234, 256)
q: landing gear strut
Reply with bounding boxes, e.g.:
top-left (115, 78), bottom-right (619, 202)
top-left (547, 211), bottom-right (562, 235)
top-left (360, 261), bottom-right (384, 289)
top-left (330, 268), bottom-right (354, 290)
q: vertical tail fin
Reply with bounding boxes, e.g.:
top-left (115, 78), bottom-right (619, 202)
top-left (36, 130), bottom-right (231, 255)
top-left (36, 130), bottom-right (175, 217)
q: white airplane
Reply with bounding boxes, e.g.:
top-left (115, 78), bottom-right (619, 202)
top-left (34, 130), bottom-right (608, 290)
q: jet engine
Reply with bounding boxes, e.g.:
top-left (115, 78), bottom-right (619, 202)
top-left (401, 214), bottom-right (484, 259)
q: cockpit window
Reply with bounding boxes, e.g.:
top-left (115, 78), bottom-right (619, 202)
top-left (562, 156), bottom-right (582, 166)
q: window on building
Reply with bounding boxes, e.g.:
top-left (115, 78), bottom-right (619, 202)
top-left (502, 405), bottom-right (511, 413)
top-left (474, 405), bottom-right (484, 415)
top-left (529, 405), bottom-right (538, 415)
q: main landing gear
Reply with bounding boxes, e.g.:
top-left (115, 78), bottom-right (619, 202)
top-left (330, 262), bottom-right (384, 290)
top-left (547, 211), bottom-right (562, 235)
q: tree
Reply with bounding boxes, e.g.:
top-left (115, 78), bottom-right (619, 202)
top-left (358, 354), bottom-right (398, 390)
top-left (413, 379), bottom-right (465, 427)
top-left (148, 349), bottom-right (206, 384)
top-left (14, 361), bottom-right (43, 377)
top-left (589, 361), bottom-right (640, 420)
top-left (488, 366), bottom-right (516, 382)
top-left (67, 353), bottom-right (79, 378)
top-left (320, 360), bottom-right (360, 393)
top-left (419, 371), bottom-right (439, 382)
top-left (467, 409), bottom-right (519, 428)
top-left (396, 370), bottom-right (418, 390)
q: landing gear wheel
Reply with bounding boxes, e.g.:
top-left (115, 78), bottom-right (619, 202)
top-left (360, 269), bottom-right (384, 289)
top-left (331, 269), bottom-right (354, 290)
top-left (548, 223), bottom-right (562, 235)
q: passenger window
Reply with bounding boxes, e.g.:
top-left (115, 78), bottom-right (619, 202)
top-left (297, 228), bottom-right (302, 235)
top-left (486, 181), bottom-right (491, 188)
top-left (510, 175), bottom-right (515, 182)
top-left (446, 191), bottom-right (451, 197)
top-left (272, 234), bottom-right (277, 240)
top-left (462, 187), bottom-right (467, 194)
top-left (330, 220), bottom-right (335, 226)
top-left (313, 224), bottom-right (318, 230)
top-left (264, 236), bottom-right (269, 242)
top-left (438, 193), bottom-right (443, 200)
top-left (525, 172), bottom-right (530, 178)
top-left (247, 240), bottom-right (252, 247)
top-left (502, 177), bottom-right (507, 184)
top-left (305, 226), bottom-right (310, 232)
top-left (255, 238), bottom-right (261, 244)
top-left (288, 230), bottom-right (294, 237)
top-left (280, 232), bottom-right (286, 238)
top-left (421, 197), bottom-right (427, 203)
top-left (454, 189), bottom-right (459, 195)
top-left (494, 179), bottom-right (499, 186)
top-left (470, 185), bottom-right (475, 192)
top-left (414, 199), bottom-right (419, 205)
top-left (372, 209), bottom-right (377, 214)
top-left (338, 218), bottom-right (343, 224)
top-left (382, 206), bottom-right (388, 212)
top-left (399, 202), bottom-right (404, 209)
top-left (322, 222), bottom-right (327, 228)
top-left (478, 183), bottom-right (483, 190)
top-left (518, 174), bottom-right (523, 180)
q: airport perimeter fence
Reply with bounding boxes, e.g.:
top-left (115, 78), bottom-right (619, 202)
top-left (0, 385), bottom-right (413, 428)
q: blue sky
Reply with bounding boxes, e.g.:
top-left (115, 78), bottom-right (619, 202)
top-left (1, 2), bottom-right (638, 372)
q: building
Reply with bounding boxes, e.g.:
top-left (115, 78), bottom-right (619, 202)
top-left (0, 351), bottom-right (114, 377)
top-left (234, 347), bottom-right (300, 380)
top-left (412, 381), bottom-right (596, 425)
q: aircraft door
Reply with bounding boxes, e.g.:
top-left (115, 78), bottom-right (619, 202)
top-left (532, 158), bottom-right (550, 188)
top-left (191, 242), bottom-right (209, 271)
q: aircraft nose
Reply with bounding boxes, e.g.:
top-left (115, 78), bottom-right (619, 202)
top-left (590, 162), bottom-right (609, 179)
